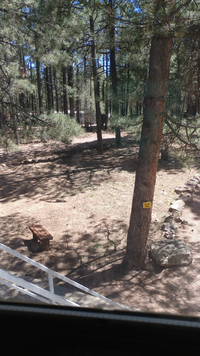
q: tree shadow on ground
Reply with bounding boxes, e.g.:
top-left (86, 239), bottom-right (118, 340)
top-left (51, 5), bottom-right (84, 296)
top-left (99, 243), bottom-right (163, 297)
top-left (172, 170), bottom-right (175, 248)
top-left (0, 139), bottom-right (139, 203)
top-left (0, 213), bottom-right (127, 280)
top-left (1, 134), bottom-right (196, 204)
top-left (67, 250), bottom-right (200, 316)
top-left (0, 213), bottom-right (200, 315)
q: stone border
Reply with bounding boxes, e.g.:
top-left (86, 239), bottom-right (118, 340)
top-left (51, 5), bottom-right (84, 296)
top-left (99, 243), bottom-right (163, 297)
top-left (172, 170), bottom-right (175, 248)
top-left (162, 174), bottom-right (200, 239)
top-left (149, 174), bottom-right (200, 267)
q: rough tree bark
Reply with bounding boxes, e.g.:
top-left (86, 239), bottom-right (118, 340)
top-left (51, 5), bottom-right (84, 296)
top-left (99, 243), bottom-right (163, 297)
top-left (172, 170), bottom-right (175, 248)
top-left (123, 35), bottom-right (172, 270)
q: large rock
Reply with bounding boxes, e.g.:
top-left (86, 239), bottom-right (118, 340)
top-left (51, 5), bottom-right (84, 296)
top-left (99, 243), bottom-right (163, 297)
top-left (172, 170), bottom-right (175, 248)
top-left (150, 240), bottom-right (193, 267)
top-left (169, 199), bottom-right (185, 217)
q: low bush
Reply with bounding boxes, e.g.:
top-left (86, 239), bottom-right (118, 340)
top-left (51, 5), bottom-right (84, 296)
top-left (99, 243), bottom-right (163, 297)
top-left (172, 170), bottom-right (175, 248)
top-left (0, 113), bottom-right (84, 148)
top-left (37, 113), bottom-right (84, 143)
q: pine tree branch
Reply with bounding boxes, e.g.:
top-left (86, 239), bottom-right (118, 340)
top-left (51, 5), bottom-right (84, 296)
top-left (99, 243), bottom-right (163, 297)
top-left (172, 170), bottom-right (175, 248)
top-left (165, 116), bottom-right (200, 150)
top-left (168, 0), bottom-right (193, 18)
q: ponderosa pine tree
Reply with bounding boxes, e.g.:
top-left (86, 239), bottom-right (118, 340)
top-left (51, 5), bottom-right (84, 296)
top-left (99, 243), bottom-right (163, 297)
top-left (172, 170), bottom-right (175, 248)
top-left (123, 34), bottom-right (173, 270)
top-left (123, 0), bottom-right (195, 270)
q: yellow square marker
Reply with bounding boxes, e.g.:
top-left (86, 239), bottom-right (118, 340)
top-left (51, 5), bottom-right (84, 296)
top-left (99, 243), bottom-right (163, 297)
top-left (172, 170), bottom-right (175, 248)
top-left (143, 202), bottom-right (152, 208)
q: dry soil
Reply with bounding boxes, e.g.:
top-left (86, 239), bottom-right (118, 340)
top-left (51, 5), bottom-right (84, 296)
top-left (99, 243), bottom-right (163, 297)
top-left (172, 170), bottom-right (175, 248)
top-left (0, 131), bottom-right (200, 316)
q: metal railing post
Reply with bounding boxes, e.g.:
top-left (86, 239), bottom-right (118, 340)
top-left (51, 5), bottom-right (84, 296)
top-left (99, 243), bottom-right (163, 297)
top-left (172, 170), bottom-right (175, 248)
top-left (48, 272), bottom-right (54, 294)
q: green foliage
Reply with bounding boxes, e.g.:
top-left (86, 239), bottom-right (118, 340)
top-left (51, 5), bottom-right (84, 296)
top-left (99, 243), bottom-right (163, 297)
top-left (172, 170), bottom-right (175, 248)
top-left (0, 132), bottom-right (20, 153)
top-left (0, 0), bottom-right (200, 157)
top-left (0, 113), bottom-right (84, 148)
top-left (37, 113), bottom-right (84, 143)
top-left (110, 115), bottom-right (143, 133)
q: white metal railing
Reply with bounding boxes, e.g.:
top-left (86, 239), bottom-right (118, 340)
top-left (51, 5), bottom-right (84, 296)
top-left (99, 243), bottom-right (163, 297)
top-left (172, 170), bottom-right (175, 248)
top-left (0, 269), bottom-right (77, 306)
top-left (0, 243), bottom-right (130, 310)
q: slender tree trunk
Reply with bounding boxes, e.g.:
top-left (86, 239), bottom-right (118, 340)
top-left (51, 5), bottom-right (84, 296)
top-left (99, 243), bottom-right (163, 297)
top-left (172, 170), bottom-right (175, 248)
top-left (62, 67), bottom-right (68, 115)
top-left (53, 69), bottom-right (59, 113)
top-left (105, 51), bottom-right (109, 118)
top-left (49, 66), bottom-right (54, 110)
top-left (109, 0), bottom-right (117, 114)
top-left (11, 97), bottom-right (20, 146)
top-left (36, 60), bottom-right (43, 114)
top-left (90, 15), bottom-right (103, 154)
top-left (127, 62), bottom-right (130, 116)
top-left (68, 64), bottom-right (75, 117)
top-left (30, 63), bottom-right (34, 112)
top-left (123, 35), bottom-right (172, 270)
top-left (110, 38), bottom-right (117, 106)
top-left (76, 64), bottom-right (80, 123)
top-left (45, 67), bottom-right (51, 112)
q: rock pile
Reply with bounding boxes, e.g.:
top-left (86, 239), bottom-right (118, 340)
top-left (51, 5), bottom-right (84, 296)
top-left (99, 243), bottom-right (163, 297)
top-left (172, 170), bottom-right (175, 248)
top-left (150, 174), bottom-right (200, 267)
top-left (163, 174), bottom-right (200, 239)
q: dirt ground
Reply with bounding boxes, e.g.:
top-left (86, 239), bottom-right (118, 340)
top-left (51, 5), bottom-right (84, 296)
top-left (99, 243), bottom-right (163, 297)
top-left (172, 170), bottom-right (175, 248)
top-left (1, 130), bottom-right (200, 316)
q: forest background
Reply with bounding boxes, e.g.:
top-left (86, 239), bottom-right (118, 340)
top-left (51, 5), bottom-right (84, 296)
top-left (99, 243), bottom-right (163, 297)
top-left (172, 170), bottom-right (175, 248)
top-left (1, 0), bottom-right (200, 149)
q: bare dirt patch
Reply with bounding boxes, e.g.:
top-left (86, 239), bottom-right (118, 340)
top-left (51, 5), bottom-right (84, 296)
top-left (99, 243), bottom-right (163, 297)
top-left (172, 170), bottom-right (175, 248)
top-left (1, 131), bottom-right (200, 316)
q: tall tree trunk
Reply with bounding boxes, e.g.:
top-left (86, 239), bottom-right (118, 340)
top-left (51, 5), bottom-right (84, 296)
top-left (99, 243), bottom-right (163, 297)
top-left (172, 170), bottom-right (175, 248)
top-left (105, 51), bottom-right (109, 118)
top-left (123, 35), bottom-right (172, 270)
top-left (109, 0), bottom-right (117, 114)
top-left (49, 66), bottom-right (54, 111)
top-left (62, 67), bottom-right (68, 115)
top-left (127, 62), bottom-right (130, 116)
top-left (53, 69), bottom-right (59, 113)
top-left (76, 64), bottom-right (80, 123)
top-left (30, 63), bottom-right (34, 112)
top-left (68, 64), bottom-right (75, 117)
top-left (11, 97), bottom-right (20, 146)
top-left (90, 15), bottom-right (103, 154)
top-left (36, 60), bottom-right (43, 114)
top-left (45, 67), bottom-right (51, 113)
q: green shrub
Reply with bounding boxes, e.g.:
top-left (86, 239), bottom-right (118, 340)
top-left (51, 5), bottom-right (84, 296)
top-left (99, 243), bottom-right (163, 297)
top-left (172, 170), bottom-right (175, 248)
top-left (0, 133), bottom-right (19, 153)
top-left (109, 115), bottom-right (143, 133)
top-left (38, 113), bottom-right (84, 143)
top-left (0, 113), bottom-right (84, 149)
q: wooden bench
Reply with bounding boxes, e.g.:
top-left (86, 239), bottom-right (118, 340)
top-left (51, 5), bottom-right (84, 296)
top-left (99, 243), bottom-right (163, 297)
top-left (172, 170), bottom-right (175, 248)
top-left (29, 224), bottom-right (53, 251)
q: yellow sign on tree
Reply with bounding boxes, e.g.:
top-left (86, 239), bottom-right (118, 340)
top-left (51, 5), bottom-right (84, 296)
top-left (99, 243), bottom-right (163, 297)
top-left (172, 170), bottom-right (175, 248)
top-left (143, 202), bottom-right (152, 209)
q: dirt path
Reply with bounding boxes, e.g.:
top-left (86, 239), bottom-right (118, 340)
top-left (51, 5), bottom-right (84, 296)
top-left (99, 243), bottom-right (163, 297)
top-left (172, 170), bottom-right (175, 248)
top-left (0, 131), bottom-right (200, 316)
